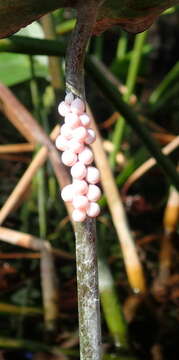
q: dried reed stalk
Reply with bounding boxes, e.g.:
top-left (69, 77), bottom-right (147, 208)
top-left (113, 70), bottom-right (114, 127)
top-left (0, 143), bottom-right (34, 153)
top-left (88, 106), bottom-right (146, 293)
top-left (0, 226), bottom-right (74, 260)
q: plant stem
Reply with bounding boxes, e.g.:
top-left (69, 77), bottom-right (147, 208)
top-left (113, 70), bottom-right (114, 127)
top-left (116, 31), bottom-right (128, 62)
top-left (98, 225), bottom-right (129, 348)
top-left (41, 13), bottom-right (64, 93)
top-left (65, 3), bottom-right (102, 359)
top-left (76, 219), bottom-right (102, 360)
top-left (149, 61), bottom-right (179, 105)
top-left (89, 107), bottom-right (146, 293)
top-left (110, 31), bottom-right (147, 168)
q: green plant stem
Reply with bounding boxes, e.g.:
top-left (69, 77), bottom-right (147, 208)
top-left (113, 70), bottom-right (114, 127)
top-left (110, 31), bottom-right (147, 168)
top-left (30, 56), bottom-right (61, 336)
top-left (125, 31), bottom-right (147, 98)
top-left (1, 36), bottom-right (179, 190)
top-left (116, 31), bottom-right (128, 62)
top-left (98, 255), bottom-right (128, 348)
top-left (94, 35), bottom-right (104, 60)
top-left (150, 81), bottom-right (179, 112)
top-left (149, 61), bottom-right (179, 105)
top-left (29, 58), bottom-right (47, 238)
top-left (0, 36), bottom-right (66, 56)
top-left (56, 18), bottom-right (76, 35)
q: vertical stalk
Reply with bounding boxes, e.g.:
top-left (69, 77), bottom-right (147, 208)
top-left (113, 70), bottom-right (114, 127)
top-left (76, 219), bottom-right (102, 359)
top-left (110, 31), bottom-right (147, 168)
top-left (116, 31), bottom-right (128, 62)
top-left (99, 256), bottom-right (128, 348)
top-left (41, 13), bottom-right (64, 94)
top-left (41, 13), bottom-right (64, 208)
top-left (65, 3), bottom-right (102, 359)
top-left (30, 57), bottom-right (60, 336)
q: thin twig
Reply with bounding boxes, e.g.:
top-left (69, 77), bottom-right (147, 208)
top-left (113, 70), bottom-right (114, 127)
top-left (0, 226), bottom-right (74, 260)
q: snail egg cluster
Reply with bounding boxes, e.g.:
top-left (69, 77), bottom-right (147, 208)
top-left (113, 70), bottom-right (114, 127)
top-left (56, 93), bottom-right (101, 222)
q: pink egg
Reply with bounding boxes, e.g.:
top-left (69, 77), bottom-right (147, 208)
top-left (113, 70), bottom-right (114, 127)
top-left (58, 101), bottom-right (71, 117)
top-left (85, 128), bottom-right (96, 145)
top-left (73, 126), bottom-right (87, 142)
top-left (55, 135), bottom-right (69, 151)
top-left (86, 166), bottom-right (100, 184)
top-left (87, 185), bottom-right (101, 202)
top-left (61, 184), bottom-right (74, 202)
top-left (79, 113), bottom-right (91, 127)
top-left (71, 98), bottom-right (85, 115)
top-left (61, 124), bottom-right (73, 140)
top-left (61, 150), bottom-right (77, 167)
top-left (65, 113), bottom-right (80, 129)
top-left (73, 179), bottom-right (88, 195)
top-left (71, 162), bottom-right (87, 180)
top-left (68, 139), bottom-right (84, 154)
top-left (78, 146), bottom-right (94, 165)
top-left (73, 195), bottom-right (89, 209)
top-left (72, 209), bottom-right (86, 222)
top-left (87, 202), bottom-right (100, 218)
top-left (65, 92), bottom-right (74, 105)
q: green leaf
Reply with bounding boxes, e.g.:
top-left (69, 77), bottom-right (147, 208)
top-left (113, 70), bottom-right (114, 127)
top-left (0, 22), bottom-right (48, 86)
top-left (0, 53), bottom-right (48, 86)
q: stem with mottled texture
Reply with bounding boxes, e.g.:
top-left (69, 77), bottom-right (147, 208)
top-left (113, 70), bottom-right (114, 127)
top-left (65, 3), bottom-right (102, 360)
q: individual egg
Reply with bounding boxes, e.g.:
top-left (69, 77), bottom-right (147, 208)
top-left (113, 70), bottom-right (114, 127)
top-left (61, 184), bottom-right (74, 202)
top-left (71, 162), bottom-right (87, 180)
top-left (71, 98), bottom-right (85, 115)
top-left (60, 124), bottom-right (73, 140)
top-left (78, 146), bottom-right (94, 165)
top-left (68, 139), bottom-right (84, 154)
top-left (73, 179), bottom-right (88, 195)
top-left (55, 135), bottom-right (69, 151)
top-left (79, 113), bottom-right (91, 127)
top-left (65, 113), bottom-right (80, 129)
top-left (72, 126), bottom-right (87, 142)
top-left (58, 101), bottom-right (71, 117)
top-left (72, 209), bottom-right (86, 222)
top-left (73, 195), bottom-right (89, 209)
top-left (85, 128), bottom-right (96, 144)
top-left (65, 92), bottom-right (74, 105)
top-left (61, 150), bottom-right (77, 167)
top-left (87, 202), bottom-right (100, 217)
top-left (87, 184), bottom-right (101, 202)
top-left (86, 166), bottom-right (100, 184)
